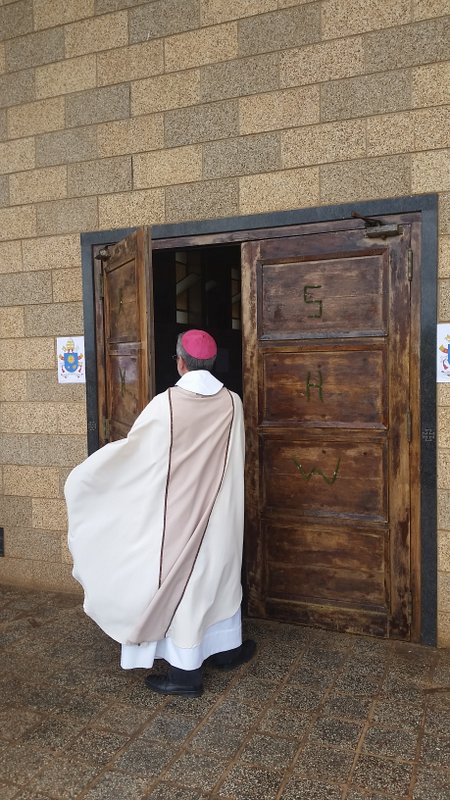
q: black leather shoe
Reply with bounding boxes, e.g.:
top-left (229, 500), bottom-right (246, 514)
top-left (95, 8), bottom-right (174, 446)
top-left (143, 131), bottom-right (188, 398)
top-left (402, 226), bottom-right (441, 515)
top-left (209, 639), bottom-right (256, 671)
top-left (144, 674), bottom-right (203, 697)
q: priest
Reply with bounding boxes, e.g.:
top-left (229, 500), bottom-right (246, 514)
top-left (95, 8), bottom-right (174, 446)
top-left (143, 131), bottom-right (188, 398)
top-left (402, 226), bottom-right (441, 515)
top-left (65, 329), bottom-right (255, 697)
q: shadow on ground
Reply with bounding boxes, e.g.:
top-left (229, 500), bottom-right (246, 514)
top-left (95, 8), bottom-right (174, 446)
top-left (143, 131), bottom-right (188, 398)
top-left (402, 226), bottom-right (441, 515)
top-left (1, 586), bottom-right (449, 799)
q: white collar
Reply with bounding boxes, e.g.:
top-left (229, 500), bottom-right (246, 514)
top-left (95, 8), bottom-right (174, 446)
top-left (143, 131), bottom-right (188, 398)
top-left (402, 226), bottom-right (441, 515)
top-left (175, 370), bottom-right (224, 396)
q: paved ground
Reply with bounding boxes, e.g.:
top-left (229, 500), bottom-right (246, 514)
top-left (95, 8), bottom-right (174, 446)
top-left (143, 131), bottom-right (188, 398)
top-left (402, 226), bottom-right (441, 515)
top-left (1, 586), bottom-right (450, 800)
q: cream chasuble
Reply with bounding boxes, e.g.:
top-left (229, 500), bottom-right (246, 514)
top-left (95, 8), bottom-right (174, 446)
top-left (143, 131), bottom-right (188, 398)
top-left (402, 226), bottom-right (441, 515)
top-left (65, 371), bottom-right (245, 667)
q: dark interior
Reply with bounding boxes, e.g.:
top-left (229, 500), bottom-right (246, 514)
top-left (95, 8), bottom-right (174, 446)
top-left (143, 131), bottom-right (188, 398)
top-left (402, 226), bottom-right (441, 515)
top-left (152, 244), bottom-right (243, 396)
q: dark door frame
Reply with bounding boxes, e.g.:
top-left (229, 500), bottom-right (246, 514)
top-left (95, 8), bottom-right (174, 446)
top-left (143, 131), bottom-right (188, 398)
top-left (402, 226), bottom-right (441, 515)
top-left (80, 194), bottom-right (438, 645)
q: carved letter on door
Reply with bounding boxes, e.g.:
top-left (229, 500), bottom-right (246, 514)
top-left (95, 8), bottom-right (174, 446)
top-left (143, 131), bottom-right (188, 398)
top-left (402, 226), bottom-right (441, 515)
top-left (303, 284), bottom-right (323, 318)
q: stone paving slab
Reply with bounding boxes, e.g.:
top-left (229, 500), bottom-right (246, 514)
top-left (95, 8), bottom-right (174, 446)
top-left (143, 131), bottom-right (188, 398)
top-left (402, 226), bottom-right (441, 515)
top-left (1, 586), bottom-right (450, 799)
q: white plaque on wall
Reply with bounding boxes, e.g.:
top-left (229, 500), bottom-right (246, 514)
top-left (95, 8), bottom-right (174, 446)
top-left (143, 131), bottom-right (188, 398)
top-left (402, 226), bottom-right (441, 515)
top-left (437, 324), bottom-right (450, 382)
top-left (57, 336), bottom-right (85, 383)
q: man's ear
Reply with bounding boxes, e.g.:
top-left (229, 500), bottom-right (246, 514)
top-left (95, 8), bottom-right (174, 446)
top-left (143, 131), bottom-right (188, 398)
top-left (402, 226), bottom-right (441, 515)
top-left (178, 356), bottom-right (188, 375)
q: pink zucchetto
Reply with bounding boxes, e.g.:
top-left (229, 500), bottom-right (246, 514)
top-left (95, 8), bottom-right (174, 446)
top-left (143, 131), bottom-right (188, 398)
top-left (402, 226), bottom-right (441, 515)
top-left (182, 330), bottom-right (217, 359)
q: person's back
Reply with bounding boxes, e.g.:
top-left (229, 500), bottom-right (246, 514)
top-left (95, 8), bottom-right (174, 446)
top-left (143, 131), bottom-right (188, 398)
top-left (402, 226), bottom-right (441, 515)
top-left (66, 329), bottom-right (255, 697)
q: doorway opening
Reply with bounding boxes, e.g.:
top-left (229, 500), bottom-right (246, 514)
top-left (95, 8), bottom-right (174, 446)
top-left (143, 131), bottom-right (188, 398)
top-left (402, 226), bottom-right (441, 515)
top-left (152, 244), bottom-right (242, 397)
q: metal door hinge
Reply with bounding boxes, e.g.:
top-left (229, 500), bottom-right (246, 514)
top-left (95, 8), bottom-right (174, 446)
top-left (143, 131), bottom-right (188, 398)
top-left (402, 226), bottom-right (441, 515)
top-left (406, 409), bottom-right (412, 442)
top-left (103, 417), bottom-right (110, 440)
top-left (407, 249), bottom-right (413, 281)
top-left (95, 247), bottom-right (111, 263)
top-left (365, 224), bottom-right (401, 239)
top-left (352, 211), bottom-right (401, 237)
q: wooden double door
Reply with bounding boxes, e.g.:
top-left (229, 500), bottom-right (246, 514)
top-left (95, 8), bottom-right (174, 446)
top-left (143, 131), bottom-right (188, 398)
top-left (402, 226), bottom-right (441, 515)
top-left (94, 214), bottom-right (421, 641)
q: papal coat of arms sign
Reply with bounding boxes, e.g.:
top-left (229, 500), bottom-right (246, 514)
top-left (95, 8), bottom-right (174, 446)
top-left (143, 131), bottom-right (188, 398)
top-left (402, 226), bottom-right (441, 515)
top-left (57, 336), bottom-right (85, 383)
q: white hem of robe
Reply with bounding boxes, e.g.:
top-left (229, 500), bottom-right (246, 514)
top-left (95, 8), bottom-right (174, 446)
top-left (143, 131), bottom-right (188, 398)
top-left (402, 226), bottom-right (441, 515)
top-left (120, 607), bottom-right (242, 670)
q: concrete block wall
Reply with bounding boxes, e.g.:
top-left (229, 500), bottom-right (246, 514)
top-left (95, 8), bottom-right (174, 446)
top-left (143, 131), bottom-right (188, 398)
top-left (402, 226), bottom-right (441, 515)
top-left (0, 0), bottom-right (448, 642)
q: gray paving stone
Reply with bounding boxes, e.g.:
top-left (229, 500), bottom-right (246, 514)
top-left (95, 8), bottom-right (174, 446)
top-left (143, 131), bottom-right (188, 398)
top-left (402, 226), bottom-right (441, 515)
top-left (274, 683), bottom-right (327, 713)
top-left (139, 711), bottom-right (198, 744)
top-left (206, 698), bottom-right (261, 731)
top-left (289, 663), bottom-right (339, 688)
top-left (65, 729), bottom-right (130, 767)
top-left (189, 720), bottom-right (245, 757)
top-left (424, 705), bottom-right (450, 736)
top-left (372, 697), bottom-right (425, 729)
top-left (224, 675), bottom-right (279, 705)
top-left (258, 706), bottom-right (313, 739)
top-left (144, 785), bottom-right (207, 800)
top-left (362, 724), bottom-right (419, 761)
top-left (112, 739), bottom-right (173, 776)
top-left (322, 694), bottom-right (372, 721)
top-left (5, 790), bottom-right (52, 800)
top-left (334, 669), bottom-right (383, 696)
top-left (309, 717), bottom-right (363, 751)
top-left (420, 731), bottom-right (450, 767)
top-left (21, 713), bottom-right (86, 748)
top-left (81, 770), bottom-right (153, 799)
top-left (347, 791), bottom-right (401, 800)
top-left (217, 762), bottom-right (284, 799)
top-left (166, 749), bottom-right (227, 791)
top-left (239, 732), bottom-right (298, 771)
top-left (0, 785), bottom-right (19, 800)
top-left (0, 742), bottom-right (54, 784)
top-left (282, 778), bottom-right (343, 800)
top-left (412, 766), bottom-right (450, 799)
top-left (1, 588), bottom-right (450, 800)
top-left (293, 743), bottom-right (354, 782)
top-left (432, 662), bottom-right (450, 684)
top-left (89, 702), bottom-right (153, 736)
top-left (352, 753), bottom-right (413, 795)
top-left (0, 707), bottom-right (44, 741)
top-left (26, 755), bottom-right (99, 800)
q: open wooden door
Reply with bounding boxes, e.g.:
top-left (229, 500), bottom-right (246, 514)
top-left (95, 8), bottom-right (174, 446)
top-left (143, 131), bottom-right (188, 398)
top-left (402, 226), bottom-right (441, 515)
top-left (242, 219), bottom-right (417, 639)
top-left (95, 227), bottom-right (154, 445)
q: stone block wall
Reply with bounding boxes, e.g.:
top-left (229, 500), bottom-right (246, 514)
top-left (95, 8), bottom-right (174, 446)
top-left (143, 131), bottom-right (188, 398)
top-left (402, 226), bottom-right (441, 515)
top-left (0, 0), bottom-right (448, 641)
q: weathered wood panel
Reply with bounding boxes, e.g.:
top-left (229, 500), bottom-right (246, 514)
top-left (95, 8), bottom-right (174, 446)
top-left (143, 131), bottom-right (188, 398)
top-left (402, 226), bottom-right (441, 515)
top-left (106, 349), bottom-right (140, 438)
top-left (267, 565), bottom-right (385, 607)
top-left (266, 523), bottom-right (385, 570)
top-left (262, 347), bottom-right (386, 426)
top-left (101, 227), bottom-right (154, 443)
top-left (259, 253), bottom-right (388, 339)
top-left (263, 439), bottom-right (387, 521)
top-left (265, 599), bottom-right (388, 637)
top-left (266, 522), bottom-right (387, 611)
top-left (107, 258), bottom-right (141, 342)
